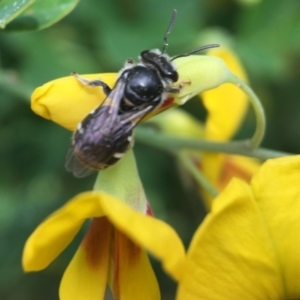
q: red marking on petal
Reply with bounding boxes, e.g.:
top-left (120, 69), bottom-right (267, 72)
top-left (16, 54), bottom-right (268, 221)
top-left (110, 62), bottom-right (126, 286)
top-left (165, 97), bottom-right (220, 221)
top-left (146, 203), bottom-right (154, 216)
top-left (82, 217), bottom-right (112, 271)
top-left (111, 230), bottom-right (142, 298)
top-left (198, 156), bottom-right (253, 189)
top-left (123, 237), bottom-right (141, 266)
top-left (161, 97), bottom-right (174, 108)
top-left (112, 230), bottom-right (120, 299)
top-left (219, 158), bottom-right (252, 188)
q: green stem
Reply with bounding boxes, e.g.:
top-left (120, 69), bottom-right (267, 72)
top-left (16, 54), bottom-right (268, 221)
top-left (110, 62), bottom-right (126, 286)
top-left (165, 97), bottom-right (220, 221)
top-left (177, 151), bottom-right (219, 203)
top-left (135, 127), bottom-right (292, 160)
top-left (228, 73), bottom-right (266, 149)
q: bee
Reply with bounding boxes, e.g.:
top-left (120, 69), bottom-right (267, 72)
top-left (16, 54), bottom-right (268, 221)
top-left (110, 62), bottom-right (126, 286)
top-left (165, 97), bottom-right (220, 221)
top-left (65, 72), bottom-right (153, 177)
top-left (66, 9), bottom-right (219, 177)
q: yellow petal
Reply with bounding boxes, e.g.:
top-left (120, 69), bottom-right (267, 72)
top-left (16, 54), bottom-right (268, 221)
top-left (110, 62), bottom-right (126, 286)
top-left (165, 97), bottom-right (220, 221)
top-left (202, 47), bottom-right (248, 141)
top-left (22, 192), bottom-right (105, 271)
top-left (31, 73), bottom-right (117, 131)
top-left (60, 217), bottom-right (111, 300)
top-left (99, 193), bottom-right (186, 281)
top-left (177, 178), bottom-right (283, 300)
top-left (24, 189), bottom-right (185, 283)
top-left (110, 230), bottom-right (160, 300)
top-left (179, 156), bottom-right (300, 299)
top-left (251, 155), bottom-right (300, 298)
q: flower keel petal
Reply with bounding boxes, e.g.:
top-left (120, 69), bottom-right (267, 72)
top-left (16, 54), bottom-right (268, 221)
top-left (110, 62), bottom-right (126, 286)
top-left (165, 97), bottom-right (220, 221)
top-left (59, 217), bottom-right (112, 300)
top-left (111, 230), bottom-right (160, 300)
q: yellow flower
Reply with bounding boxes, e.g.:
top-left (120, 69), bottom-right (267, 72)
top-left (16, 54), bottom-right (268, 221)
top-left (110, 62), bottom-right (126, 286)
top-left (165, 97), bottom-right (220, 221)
top-left (23, 147), bottom-right (185, 299)
top-left (23, 191), bottom-right (185, 299)
top-left (27, 53), bottom-right (254, 299)
top-left (177, 155), bottom-right (300, 300)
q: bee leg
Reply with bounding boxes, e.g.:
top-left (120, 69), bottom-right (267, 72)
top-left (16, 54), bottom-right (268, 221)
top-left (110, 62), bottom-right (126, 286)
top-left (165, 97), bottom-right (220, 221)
top-left (71, 72), bottom-right (112, 96)
top-left (166, 80), bottom-right (191, 94)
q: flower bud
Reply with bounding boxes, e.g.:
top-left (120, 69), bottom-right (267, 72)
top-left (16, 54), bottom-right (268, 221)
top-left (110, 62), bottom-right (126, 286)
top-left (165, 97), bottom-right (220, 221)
top-left (173, 55), bottom-right (232, 105)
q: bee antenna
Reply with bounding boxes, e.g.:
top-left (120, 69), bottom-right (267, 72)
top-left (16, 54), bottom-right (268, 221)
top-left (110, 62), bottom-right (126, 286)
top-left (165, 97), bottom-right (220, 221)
top-left (161, 9), bottom-right (177, 55)
top-left (171, 44), bottom-right (220, 61)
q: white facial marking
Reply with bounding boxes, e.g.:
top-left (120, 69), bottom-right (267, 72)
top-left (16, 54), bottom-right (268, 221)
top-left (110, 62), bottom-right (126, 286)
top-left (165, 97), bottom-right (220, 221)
top-left (127, 136), bottom-right (132, 142)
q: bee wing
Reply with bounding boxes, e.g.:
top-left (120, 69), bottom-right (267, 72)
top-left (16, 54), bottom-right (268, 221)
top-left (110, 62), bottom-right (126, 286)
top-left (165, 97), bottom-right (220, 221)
top-left (120, 104), bottom-right (156, 130)
top-left (65, 146), bottom-right (96, 178)
top-left (65, 74), bottom-right (128, 178)
top-left (98, 72), bottom-right (128, 121)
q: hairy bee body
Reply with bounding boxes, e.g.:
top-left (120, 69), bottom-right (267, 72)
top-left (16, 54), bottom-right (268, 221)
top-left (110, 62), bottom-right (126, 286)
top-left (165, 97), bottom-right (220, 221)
top-left (119, 64), bottom-right (165, 113)
top-left (65, 10), bottom-right (219, 177)
top-left (66, 51), bottom-right (180, 177)
top-left (71, 106), bottom-right (133, 171)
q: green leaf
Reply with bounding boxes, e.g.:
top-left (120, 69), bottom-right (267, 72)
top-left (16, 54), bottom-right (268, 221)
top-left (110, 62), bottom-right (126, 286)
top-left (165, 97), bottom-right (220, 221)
top-left (0, 0), bottom-right (34, 29)
top-left (4, 0), bottom-right (79, 31)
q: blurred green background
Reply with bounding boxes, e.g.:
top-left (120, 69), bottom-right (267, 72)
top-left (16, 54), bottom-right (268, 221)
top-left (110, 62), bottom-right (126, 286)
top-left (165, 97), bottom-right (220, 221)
top-left (1, 0), bottom-right (300, 299)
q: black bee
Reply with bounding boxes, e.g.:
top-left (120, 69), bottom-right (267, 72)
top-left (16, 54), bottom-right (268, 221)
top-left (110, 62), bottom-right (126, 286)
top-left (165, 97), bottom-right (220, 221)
top-left (66, 9), bottom-right (219, 177)
top-left (65, 71), bottom-right (153, 177)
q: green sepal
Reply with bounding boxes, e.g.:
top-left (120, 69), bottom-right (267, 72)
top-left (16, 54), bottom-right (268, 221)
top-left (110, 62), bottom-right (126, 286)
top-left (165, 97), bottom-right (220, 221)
top-left (93, 149), bottom-right (147, 213)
